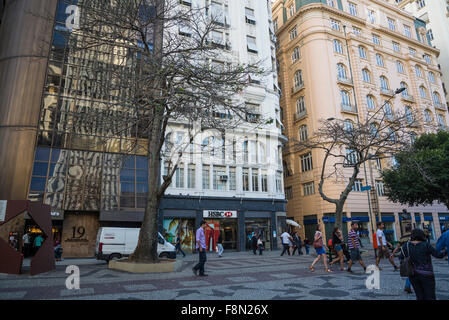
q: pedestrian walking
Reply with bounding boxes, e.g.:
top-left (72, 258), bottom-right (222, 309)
top-left (22, 232), bottom-right (31, 258)
top-left (399, 229), bottom-right (446, 300)
top-left (309, 224), bottom-right (331, 273)
top-left (392, 225), bottom-right (413, 293)
top-left (257, 235), bottom-right (264, 255)
top-left (175, 232), bottom-right (186, 258)
top-left (292, 232), bottom-right (302, 255)
top-left (329, 227), bottom-right (345, 271)
top-left (375, 222), bottom-right (399, 271)
top-left (251, 232), bottom-right (258, 255)
top-left (436, 228), bottom-right (449, 266)
top-left (217, 231), bottom-right (224, 257)
top-left (54, 240), bottom-right (63, 261)
top-left (33, 234), bottom-right (44, 255)
top-left (280, 230), bottom-right (292, 256)
top-left (303, 237), bottom-right (310, 254)
top-left (346, 222), bottom-right (367, 273)
top-left (192, 220), bottom-right (208, 277)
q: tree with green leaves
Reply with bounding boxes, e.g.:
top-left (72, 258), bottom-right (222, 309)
top-left (382, 131), bottom-right (449, 210)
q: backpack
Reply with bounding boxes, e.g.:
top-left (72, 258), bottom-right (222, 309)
top-left (400, 242), bottom-right (415, 278)
top-left (328, 239), bottom-right (333, 248)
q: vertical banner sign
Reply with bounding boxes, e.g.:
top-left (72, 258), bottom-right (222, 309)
top-left (0, 200), bottom-right (7, 222)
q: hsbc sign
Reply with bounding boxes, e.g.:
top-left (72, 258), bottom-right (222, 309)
top-left (203, 210), bottom-right (237, 219)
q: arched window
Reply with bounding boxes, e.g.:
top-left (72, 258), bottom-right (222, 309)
top-left (358, 46), bottom-right (367, 59)
top-left (362, 68), bottom-right (371, 83)
top-left (296, 96), bottom-right (306, 114)
top-left (404, 106), bottom-right (413, 123)
top-left (292, 46), bottom-right (301, 62)
top-left (380, 76), bottom-right (389, 90)
top-left (424, 109), bottom-right (432, 123)
top-left (376, 53), bottom-right (384, 67)
top-left (337, 63), bottom-right (347, 80)
top-left (419, 85), bottom-right (427, 98)
top-left (428, 71), bottom-right (435, 83)
top-left (333, 39), bottom-right (343, 54)
top-left (294, 70), bottom-right (303, 88)
top-left (341, 90), bottom-right (351, 106)
top-left (344, 119), bottom-right (354, 132)
top-left (299, 125), bottom-right (308, 141)
top-left (366, 95), bottom-right (376, 109)
top-left (370, 123), bottom-right (379, 138)
top-left (396, 60), bottom-right (404, 73)
top-left (415, 65), bottom-right (423, 77)
top-left (433, 92), bottom-right (441, 107)
top-left (384, 102), bottom-right (393, 119)
top-left (400, 81), bottom-right (409, 97)
top-left (437, 114), bottom-right (446, 128)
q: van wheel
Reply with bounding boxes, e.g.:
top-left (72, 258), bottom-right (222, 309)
top-left (159, 253), bottom-right (169, 259)
top-left (109, 253), bottom-right (122, 261)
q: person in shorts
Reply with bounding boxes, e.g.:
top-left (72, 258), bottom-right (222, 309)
top-left (375, 222), bottom-right (399, 271)
top-left (347, 222), bottom-right (367, 273)
top-left (309, 224), bottom-right (331, 273)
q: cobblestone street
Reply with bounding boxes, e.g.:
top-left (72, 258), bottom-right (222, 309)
top-left (1, 250), bottom-right (448, 300)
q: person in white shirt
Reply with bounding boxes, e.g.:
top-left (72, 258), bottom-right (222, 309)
top-left (375, 222), bottom-right (399, 271)
top-left (280, 230), bottom-right (292, 256)
top-left (22, 232), bottom-right (31, 257)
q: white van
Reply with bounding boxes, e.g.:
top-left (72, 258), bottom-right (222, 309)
top-left (95, 227), bottom-right (176, 262)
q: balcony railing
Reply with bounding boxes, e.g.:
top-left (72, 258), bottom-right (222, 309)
top-left (294, 110), bottom-right (307, 121)
top-left (381, 88), bottom-right (395, 96)
top-left (341, 103), bottom-right (358, 114)
top-left (291, 82), bottom-right (304, 94)
top-left (401, 94), bottom-right (415, 103)
top-left (337, 76), bottom-right (353, 86)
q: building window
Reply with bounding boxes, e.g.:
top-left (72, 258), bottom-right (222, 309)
top-left (276, 171), bottom-right (283, 193)
top-left (416, 0), bottom-right (426, 9)
top-left (285, 186), bottom-right (293, 199)
top-left (331, 19), bottom-right (340, 31)
top-left (289, 26), bottom-right (298, 40)
top-left (358, 46), bottom-right (367, 59)
top-left (273, 19), bottom-right (278, 32)
top-left (388, 18), bottom-right (396, 31)
top-left (346, 149), bottom-right (359, 165)
top-left (261, 170), bottom-right (268, 192)
top-left (296, 96), bottom-right (306, 115)
top-left (405, 106), bottom-right (414, 123)
top-left (252, 169), bottom-right (259, 192)
top-left (400, 82), bottom-right (409, 97)
top-left (337, 63), bottom-right (347, 80)
top-left (424, 109), bottom-right (432, 122)
top-left (352, 27), bottom-right (361, 35)
top-left (292, 46), bottom-right (300, 62)
top-left (362, 68), bottom-right (371, 83)
top-left (367, 95), bottom-right (376, 109)
top-left (294, 70), bottom-right (303, 88)
top-left (433, 92), bottom-right (442, 107)
top-left (327, 0), bottom-right (336, 8)
top-left (188, 164), bottom-right (195, 188)
top-left (396, 60), bottom-right (404, 73)
top-left (428, 72), bottom-right (435, 83)
top-left (415, 65), bottom-right (423, 77)
top-left (376, 53), bottom-right (384, 67)
top-left (344, 119), bottom-right (354, 132)
top-left (175, 164), bottom-right (185, 188)
top-left (352, 179), bottom-right (364, 192)
top-left (372, 34), bottom-right (380, 45)
top-left (409, 47), bottom-right (416, 56)
top-left (404, 25), bottom-right (411, 38)
top-left (299, 125), bottom-right (308, 141)
top-left (376, 180), bottom-right (385, 196)
top-left (392, 41), bottom-right (400, 52)
top-left (202, 165), bottom-right (210, 189)
top-left (437, 114), bottom-right (446, 129)
top-left (333, 39), bottom-right (343, 54)
top-left (368, 10), bottom-right (376, 24)
top-left (242, 168), bottom-right (249, 191)
top-left (229, 167), bottom-right (236, 190)
top-left (427, 29), bottom-right (434, 41)
top-left (301, 152), bottom-right (313, 172)
top-left (247, 36), bottom-right (258, 53)
top-left (245, 7), bottom-right (256, 25)
top-left (348, 2), bottom-right (357, 16)
top-left (213, 166), bottom-right (226, 190)
top-left (423, 54), bottom-right (432, 64)
top-left (303, 181), bottom-right (315, 196)
top-left (380, 76), bottom-right (389, 90)
top-left (341, 89), bottom-right (351, 106)
top-left (419, 85), bottom-right (427, 98)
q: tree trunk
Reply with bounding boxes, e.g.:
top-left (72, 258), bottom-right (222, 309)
top-left (334, 203), bottom-right (344, 231)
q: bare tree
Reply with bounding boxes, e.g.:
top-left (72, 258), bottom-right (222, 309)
top-left (59, 0), bottom-right (268, 263)
top-left (293, 99), bottom-right (423, 230)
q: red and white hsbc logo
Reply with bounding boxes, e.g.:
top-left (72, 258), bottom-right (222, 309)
top-left (203, 210), bottom-right (237, 219)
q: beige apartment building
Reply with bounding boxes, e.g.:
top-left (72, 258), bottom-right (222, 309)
top-left (273, 0), bottom-right (449, 244)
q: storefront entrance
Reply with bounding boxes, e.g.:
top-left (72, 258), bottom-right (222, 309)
top-left (163, 218), bottom-right (195, 253)
top-left (205, 219), bottom-right (238, 251)
top-left (24, 220), bottom-right (63, 257)
top-left (245, 219), bottom-right (271, 250)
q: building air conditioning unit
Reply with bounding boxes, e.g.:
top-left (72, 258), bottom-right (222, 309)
top-left (219, 175), bottom-right (228, 181)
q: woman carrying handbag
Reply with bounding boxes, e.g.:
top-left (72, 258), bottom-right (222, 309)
top-left (309, 224), bottom-right (331, 273)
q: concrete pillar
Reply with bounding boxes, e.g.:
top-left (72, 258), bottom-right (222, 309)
top-left (0, 0), bottom-right (58, 200)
